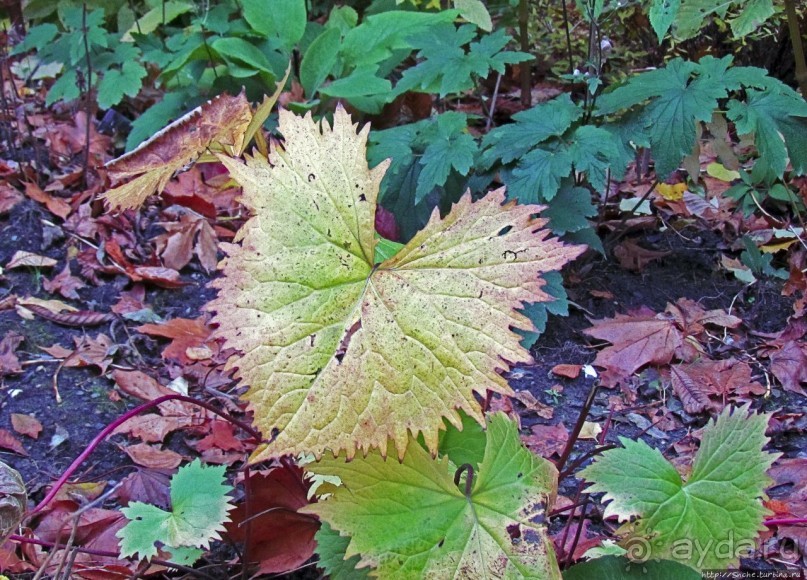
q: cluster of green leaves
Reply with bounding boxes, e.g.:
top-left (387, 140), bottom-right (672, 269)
top-left (649, 0), bottom-right (779, 41)
top-left (11, 6), bottom-right (146, 109)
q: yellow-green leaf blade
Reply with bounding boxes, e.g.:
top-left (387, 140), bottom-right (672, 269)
top-left (209, 108), bottom-right (583, 461)
top-left (303, 414), bottom-right (561, 579)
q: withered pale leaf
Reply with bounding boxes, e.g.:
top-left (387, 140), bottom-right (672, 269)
top-left (102, 91), bottom-right (252, 211)
top-left (6, 251), bottom-right (57, 269)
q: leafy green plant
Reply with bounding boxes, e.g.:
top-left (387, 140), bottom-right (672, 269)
top-left (579, 406), bottom-right (778, 570)
top-left (117, 459), bottom-right (235, 565)
top-left (305, 413), bottom-right (561, 578)
top-left (12, 6), bottom-right (146, 109)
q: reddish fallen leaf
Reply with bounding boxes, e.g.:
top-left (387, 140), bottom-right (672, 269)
top-left (23, 303), bottom-right (113, 327)
top-left (375, 205), bottom-right (400, 241)
top-left (584, 306), bottom-right (683, 382)
top-left (116, 469), bottom-right (171, 508)
top-left (24, 181), bottom-right (72, 220)
top-left (111, 284), bottom-right (148, 315)
top-left (670, 358), bottom-right (766, 414)
top-left (552, 519), bottom-right (605, 563)
top-left (121, 443), bottom-right (183, 469)
top-left (194, 420), bottom-right (246, 453)
top-left (521, 423), bottom-right (568, 459)
top-left (0, 429), bottom-right (27, 455)
top-left (0, 331), bottom-right (24, 376)
top-left (137, 316), bottom-right (215, 364)
top-left (111, 370), bottom-right (205, 442)
top-left (613, 239), bottom-right (671, 271)
top-left (11, 413), bottom-right (42, 439)
top-left (0, 538), bottom-right (35, 573)
top-left (225, 464), bottom-right (318, 576)
top-left (42, 264), bottom-right (85, 300)
top-left (103, 240), bottom-right (186, 288)
top-left (769, 341), bottom-right (807, 396)
top-left (0, 184), bottom-right (23, 216)
top-left (154, 211), bottom-right (219, 273)
top-left (551, 364), bottom-right (582, 379)
top-left (41, 334), bottom-right (115, 373)
top-left (584, 298), bottom-right (742, 385)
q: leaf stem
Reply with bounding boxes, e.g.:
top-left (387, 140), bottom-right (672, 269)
top-left (28, 393), bottom-right (263, 517)
top-left (454, 463), bottom-right (475, 497)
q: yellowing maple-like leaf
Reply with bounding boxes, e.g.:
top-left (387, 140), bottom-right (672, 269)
top-left (102, 91), bottom-right (252, 211)
top-left (207, 107), bottom-right (584, 461)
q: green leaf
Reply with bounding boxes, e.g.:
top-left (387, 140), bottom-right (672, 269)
top-left (118, 459), bottom-right (234, 563)
top-left (319, 68), bottom-right (391, 100)
top-left (303, 413), bottom-right (561, 578)
top-left (727, 90), bottom-right (807, 182)
top-left (436, 409), bottom-right (487, 471)
top-left (454, 0), bottom-right (493, 31)
top-left (208, 107), bottom-right (584, 461)
top-left (211, 37), bottom-right (277, 77)
top-left (46, 69), bottom-right (80, 106)
top-left (481, 94), bottom-right (583, 168)
top-left (373, 235), bottom-right (404, 263)
top-left (315, 522), bottom-right (371, 579)
top-left (415, 112), bottom-right (476, 203)
top-left (730, 0), bottom-right (775, 37)
top-left (11, 23), bottom-right (58, 55)
top-left (509, 146), bottom-right (574, 203)
top-left (395, 25), bottom-right (531, 98)
top-left (649, 0), bottom-right (681, 42)
top-left (673, 0), bottom-right (733, 40)
top-left (340, 10), bottom-right (458, 70)
top-left (542, 184), bottom-right (597, 235)
top-left (300, 28), bottom-right (341, 97)
top-left (579, 406), bottom-right (778, 570)
top-left (242, 0), bottom-right (306, 49)
top-left (564, 556), bottom-right (700, 580)
top-left (517, 270), bottom-right (569, 348)
top-left (121, 1), bottom-right (193, 42)
top-left (96, 61), bottom-right (147, 109)
top-left (126, 91), bottom-right (190, 151)
top-left (596, 58), bottom-right (728, 178)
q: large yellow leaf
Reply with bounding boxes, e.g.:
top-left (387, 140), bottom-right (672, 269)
top-left (208, 107), bottom-right (584, 461)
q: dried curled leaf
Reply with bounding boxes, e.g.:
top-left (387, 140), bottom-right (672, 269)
top-left (0, 460), bottom-right (26, 538)
top-left (102, 91), bottom-right (252, 211)
top-left (208, 107), bottom-right (584, 461)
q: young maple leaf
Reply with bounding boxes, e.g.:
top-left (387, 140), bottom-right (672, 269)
top-left (580, 406), bottom-right (778, 570)
top-left (207, 107), bottom-right (584, 461)
top-left (118, 459), bottom-right (234, 564)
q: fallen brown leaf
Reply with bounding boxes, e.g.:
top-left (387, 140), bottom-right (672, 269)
top-left (11, 414), bottom-right (42, 439)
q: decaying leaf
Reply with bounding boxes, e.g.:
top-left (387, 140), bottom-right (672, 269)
top-left (6, 251), bottom-right (57, 269)
top-left (208, 107), bottom-right (584, 461)
top-left (225, 464), bottom-right (318, 576)
top-left (137, 316), bottom-right (214, 365)
top-left (670, 358), bottom-right (766, 414)
top-left (0, 460), bottom-right (26, 538)
top-left (102, 91), bottom-right (252, 211)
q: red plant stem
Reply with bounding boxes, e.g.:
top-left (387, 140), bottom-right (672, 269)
top-left (765, 518), bottom-right (807, 527)
top-left (7, 534), bottom-right (214, 579)
top-left (28, 393), bottom-right (264, 517)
